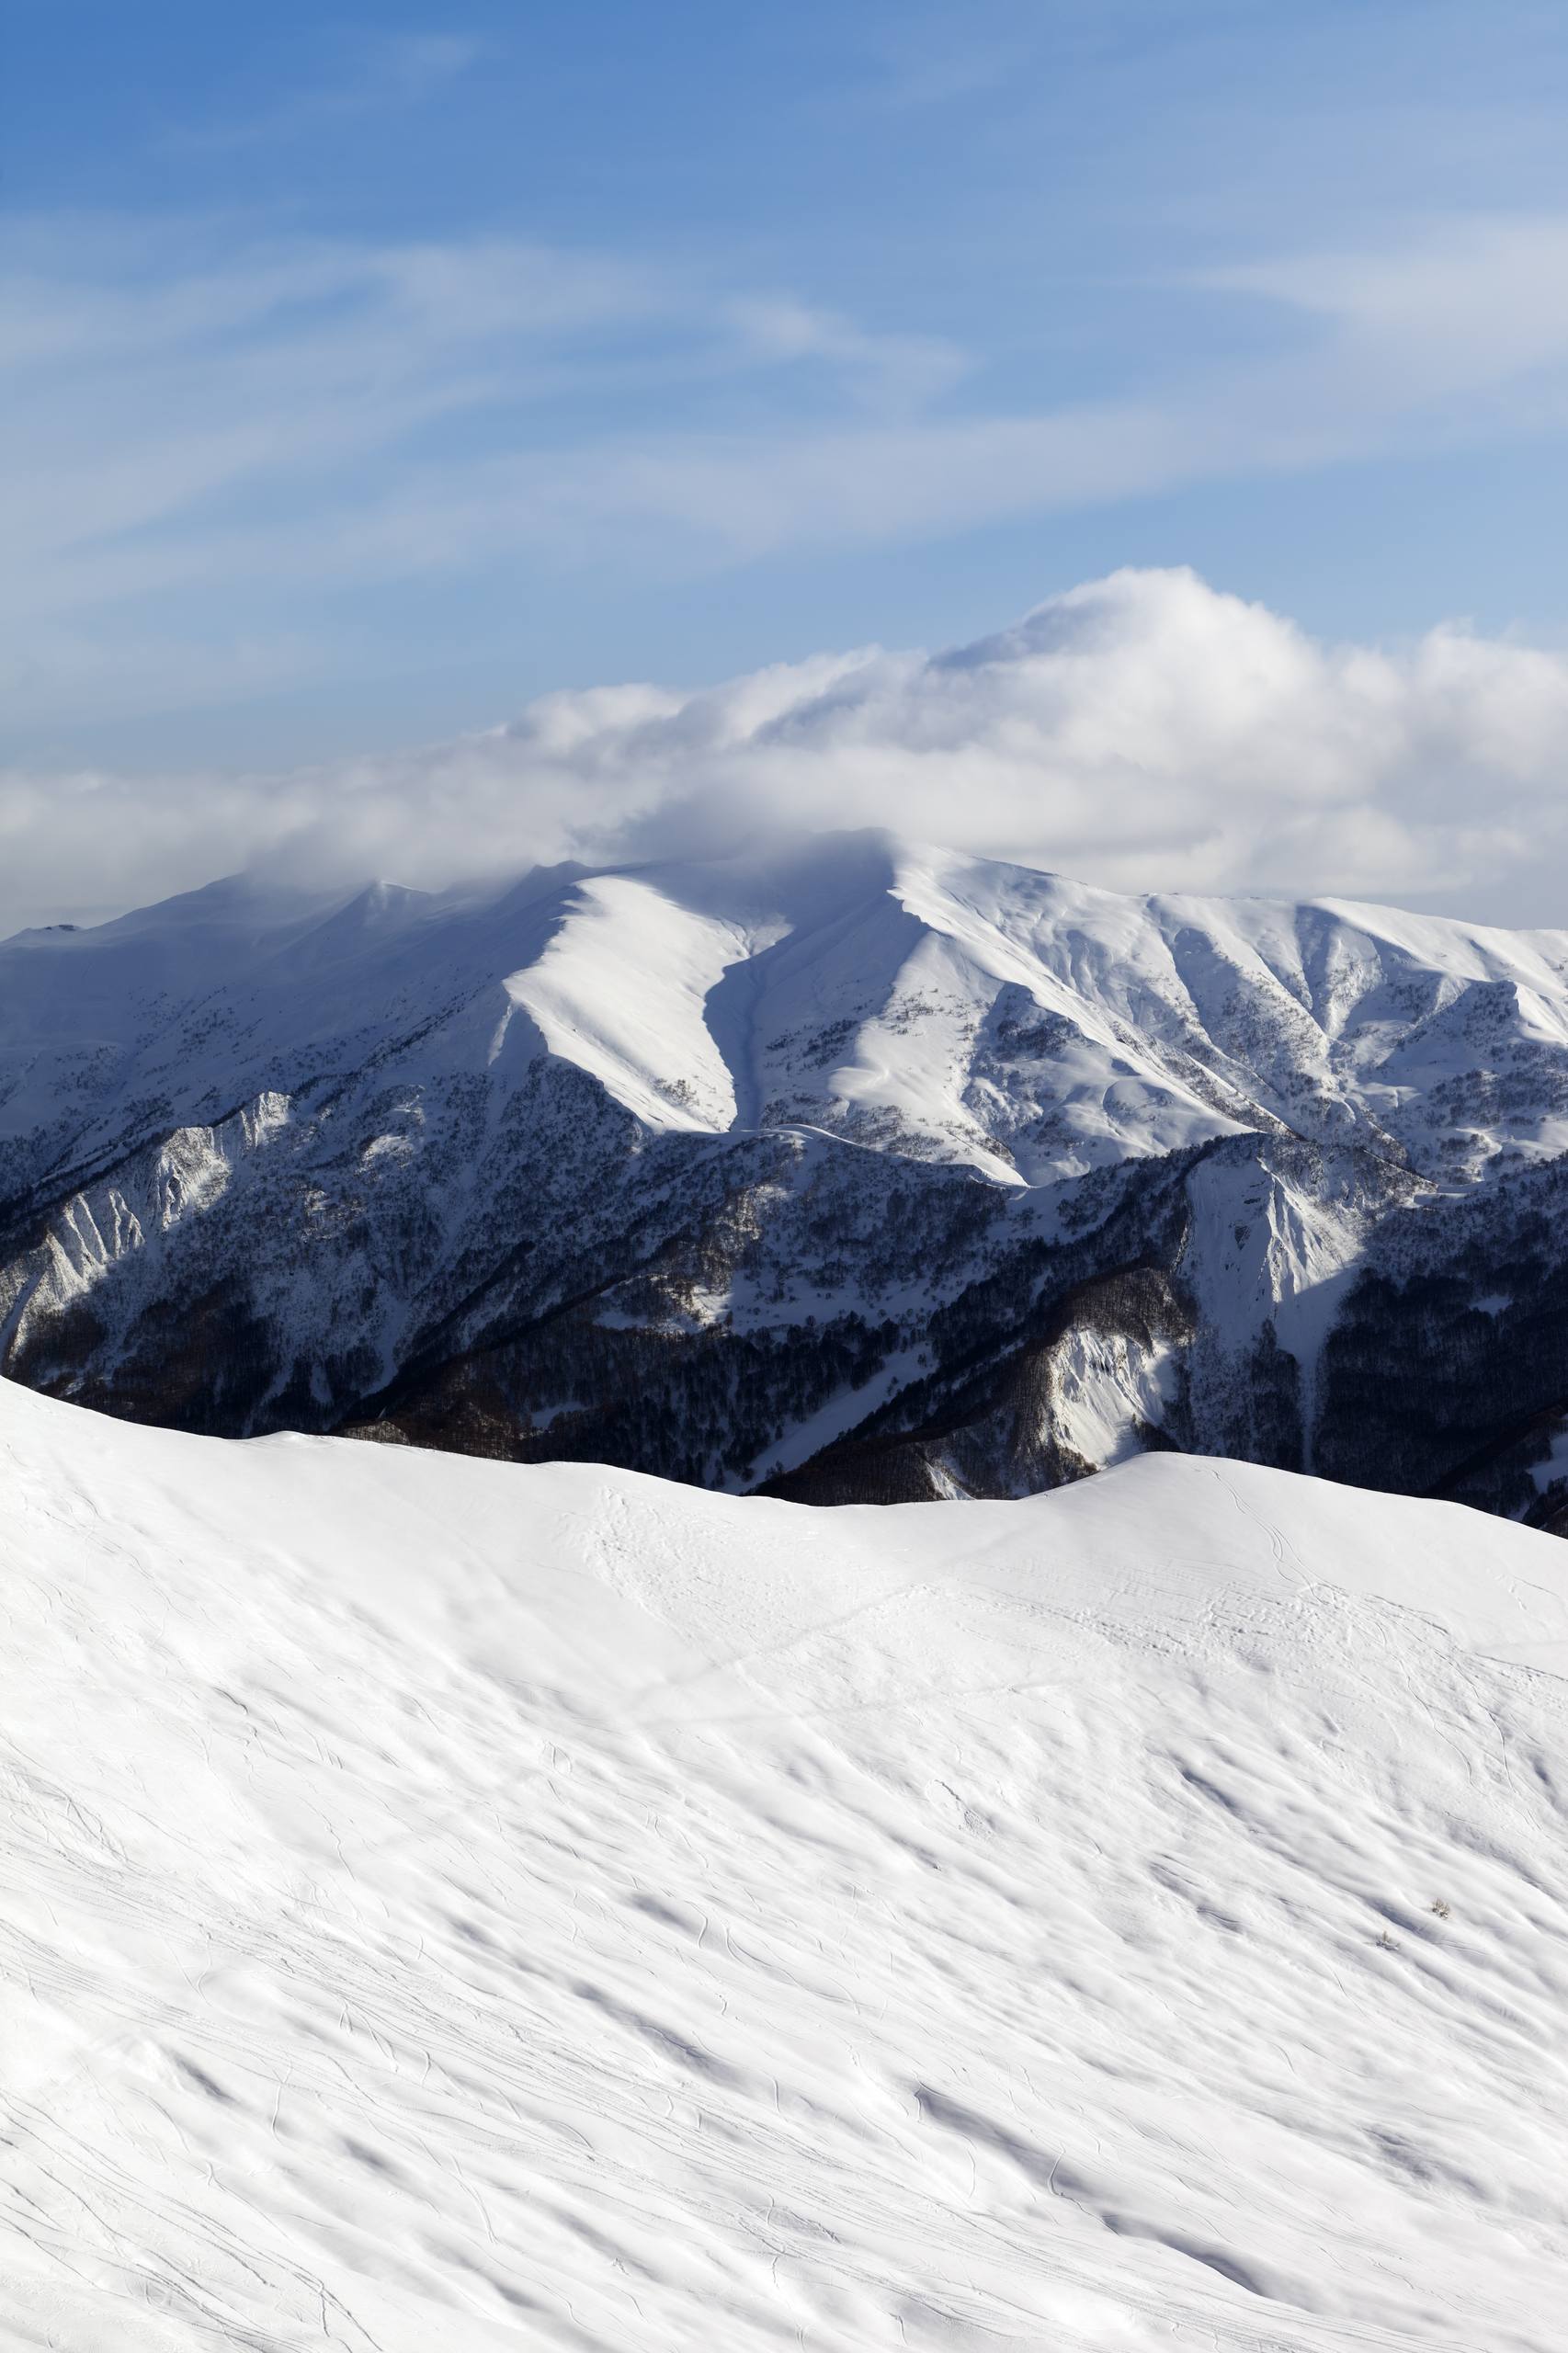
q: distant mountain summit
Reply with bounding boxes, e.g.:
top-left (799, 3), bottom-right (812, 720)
top-left (6, 831), bottom-right (1568, 1525)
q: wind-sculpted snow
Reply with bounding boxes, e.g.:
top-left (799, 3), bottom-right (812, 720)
top-left (6, 834), bottom-right (1568, 1516)
top-left (2, 1377), bottom-right (1566, 2348)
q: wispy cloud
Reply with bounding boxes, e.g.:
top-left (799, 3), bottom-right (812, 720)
top-left (724, 298), bottom-right (970, 413)
top-left (166, 30), bottom-right (485, 154)
top-left (0, 216), bottom-right (970, 688)
top-left (1204, 212), bottom-right (1568, 393)
top-left (8, 207), bottom-right (1568, 732)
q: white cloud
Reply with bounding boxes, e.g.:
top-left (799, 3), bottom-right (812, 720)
top-left (0, 218), bottom-right (960, 660)
top-left (7, 568), bottom-right (1568, 938)
top-left (13, 207), bottom-right (1568, 734)
top-left (5, 186), bottom-right (1568, 802)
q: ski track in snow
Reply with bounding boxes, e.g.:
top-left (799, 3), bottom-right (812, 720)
top-left (2, 1378), bottom-right (1567, 2349)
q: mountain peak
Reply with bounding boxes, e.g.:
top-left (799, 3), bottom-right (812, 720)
top-left (6, 834), bottom-right (1568, 1525)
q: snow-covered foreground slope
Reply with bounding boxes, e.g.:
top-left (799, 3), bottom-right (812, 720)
top-left (4, 1378), bottom-right (1567, 2351)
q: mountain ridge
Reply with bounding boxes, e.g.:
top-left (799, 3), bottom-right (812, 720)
top-left (6, 831), bottom-right (1568, 1522)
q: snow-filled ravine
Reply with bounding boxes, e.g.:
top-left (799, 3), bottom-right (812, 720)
top-left (2, 1373), bottom-right (1566, 2350)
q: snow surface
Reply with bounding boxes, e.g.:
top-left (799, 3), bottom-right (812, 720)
top-left (3, 1374), bottom-right (1567, 2349)
top-left (496, 875), bottom-right (753, 1134)
top-left (9, 835), bottom-right (1568, 1205)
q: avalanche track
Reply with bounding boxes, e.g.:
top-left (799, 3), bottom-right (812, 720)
top-left (1, 1375), bottom-right (1566, 2350)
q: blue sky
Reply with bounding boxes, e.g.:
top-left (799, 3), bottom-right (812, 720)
top-left (9, 0), bottom-right (1568, 771)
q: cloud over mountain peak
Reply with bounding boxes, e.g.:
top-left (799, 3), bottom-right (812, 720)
top-left (8, 567), bottom-right (1568, 938)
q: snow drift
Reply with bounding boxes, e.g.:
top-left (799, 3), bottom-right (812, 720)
top-left (2, 1372), bottom-right (1566, 2348)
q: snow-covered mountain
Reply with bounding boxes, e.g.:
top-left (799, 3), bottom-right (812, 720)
top-left (6, 830), bottom-right (1568, 1521)
top-left (3, 1374), bottom-right (1566, 2348)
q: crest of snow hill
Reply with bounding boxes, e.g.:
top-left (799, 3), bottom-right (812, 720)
top-left (5, 830), bottom-right (1568, 1530)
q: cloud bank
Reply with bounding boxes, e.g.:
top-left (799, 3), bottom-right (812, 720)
top-left (7, 567), bottom-right (1568, 938)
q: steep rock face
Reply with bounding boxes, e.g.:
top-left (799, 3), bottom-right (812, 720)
top-left (5, 834), bottom-right (1568, 1518)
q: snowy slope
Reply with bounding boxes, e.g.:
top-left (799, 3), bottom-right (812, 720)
top-left (3, 1374), bottom-right (1567, 2350)
top-left (7, 835), bottom-right (1568, 1198)
top-left (6, 834), bottom-right (1568, 1514)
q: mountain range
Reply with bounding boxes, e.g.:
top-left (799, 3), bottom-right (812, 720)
top-left (6, 830), bottom-right (1568, 1526)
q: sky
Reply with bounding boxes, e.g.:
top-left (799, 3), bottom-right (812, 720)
top-left (7, 1), bottom-right (1568, 928)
